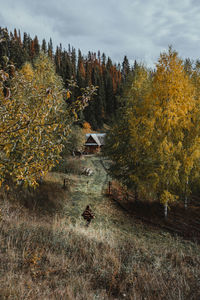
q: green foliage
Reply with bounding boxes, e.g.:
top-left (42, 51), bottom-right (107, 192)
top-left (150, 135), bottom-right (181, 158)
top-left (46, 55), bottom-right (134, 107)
top-left (61, 125), bottom-right (86, 156)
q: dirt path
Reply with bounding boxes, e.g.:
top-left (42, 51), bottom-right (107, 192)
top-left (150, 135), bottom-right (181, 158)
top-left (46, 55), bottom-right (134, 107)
top-left (63, 155), bottom-right (200, 244)
top-left (64, 155), bottom-right (111, 221)
top-left (64, 156), bottom-right (148, 234)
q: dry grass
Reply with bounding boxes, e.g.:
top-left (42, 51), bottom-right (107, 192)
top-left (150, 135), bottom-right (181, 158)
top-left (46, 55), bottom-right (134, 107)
top-left (1, 200), bottom-right (200, 300)
top-left (0, 156), bottom-right (200, 299)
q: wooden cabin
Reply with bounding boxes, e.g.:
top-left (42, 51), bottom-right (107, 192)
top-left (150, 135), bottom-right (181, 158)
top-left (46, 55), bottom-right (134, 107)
top-left (85, 133), bottom-right (106, 154)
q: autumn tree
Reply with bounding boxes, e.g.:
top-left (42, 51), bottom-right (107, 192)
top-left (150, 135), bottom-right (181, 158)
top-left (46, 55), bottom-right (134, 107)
top-left (82, 121), bottom-right (92, 133)
top-left (0, 53), bottom-right (96, 187)
top-left (62, 125), bottom-right (86, 156)
top-left (104, 48), bottom-right (200, 218)
top-left (103, 64), bottom-right (152, 201)
top-left (148, 48), bottom-right (198, 216)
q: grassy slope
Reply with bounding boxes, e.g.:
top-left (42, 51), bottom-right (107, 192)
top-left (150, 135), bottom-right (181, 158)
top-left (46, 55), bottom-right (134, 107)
top-left (0, 155), bottom-right (200, 300)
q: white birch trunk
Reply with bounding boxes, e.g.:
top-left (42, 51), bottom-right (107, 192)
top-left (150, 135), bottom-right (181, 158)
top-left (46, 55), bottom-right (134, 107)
top-left (164, 203), bottom-right (168, 218)
top-left (184, 195), bottom-right (188, 210)
top-left (184, 179), bottom-right (189, 210)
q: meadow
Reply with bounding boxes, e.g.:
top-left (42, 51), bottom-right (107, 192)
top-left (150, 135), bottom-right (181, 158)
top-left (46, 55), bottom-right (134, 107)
top-left (0, 155), bottom-right (199, 299)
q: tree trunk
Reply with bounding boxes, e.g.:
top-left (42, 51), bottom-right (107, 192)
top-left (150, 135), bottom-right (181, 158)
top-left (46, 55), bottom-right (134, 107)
top-left (184, 195), bottom-right (188, 210)
top-left (164, 203), bottom-right (168, 219)
top-left (134, 186), bottom-right (138, 202)
top-left (184, 179), bottom-right (188, 209)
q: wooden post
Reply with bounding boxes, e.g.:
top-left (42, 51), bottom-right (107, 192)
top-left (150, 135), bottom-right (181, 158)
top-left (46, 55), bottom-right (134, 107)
top-left (134, 186), bottom-right (138, 202)
top-left (108, 181), bottom-right (111, 196)
top-left (126, 192), bottom-right (129, 201)
top-left (63, 178), bottom-right (66, 189)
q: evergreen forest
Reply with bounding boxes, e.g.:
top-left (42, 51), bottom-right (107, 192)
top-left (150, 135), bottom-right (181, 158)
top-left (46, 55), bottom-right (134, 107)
top-left (0, 27), bottom-right (131, 130)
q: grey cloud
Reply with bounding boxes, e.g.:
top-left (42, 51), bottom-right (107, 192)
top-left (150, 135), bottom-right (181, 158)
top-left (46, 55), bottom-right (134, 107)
top-left (0, 12), bottom-right (6, 24)
top-left (1, 0), bottom-right (200, 67)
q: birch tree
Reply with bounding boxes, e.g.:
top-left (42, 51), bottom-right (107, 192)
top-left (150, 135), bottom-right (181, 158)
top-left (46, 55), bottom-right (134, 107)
top-left (0, 53), bottom-right (96, 187)
top-left (104, 48), bottom-right (200, 218)
top-left (149, 48), bottom-right (197, 216)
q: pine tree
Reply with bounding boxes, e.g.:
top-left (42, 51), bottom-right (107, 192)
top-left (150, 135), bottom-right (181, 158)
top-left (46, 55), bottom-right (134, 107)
top-left (48, 38), bottom-right (53, 59)
top-left (41, 39), bottom-right (47, 53)
top-left (77, 49), bottom-right (85, 88)
top-left (33, 36), bottom-right (40, 57)
top-left (71, 47), bottom-right (76, 79)
top-left (9, 32), bottom-right (27, 68)
top-left (122, 55), bottom-right (130, 81)
top-left (104, 70), bottom-right (114, 117)
top-left (0, 28), bottom-right (10, 67)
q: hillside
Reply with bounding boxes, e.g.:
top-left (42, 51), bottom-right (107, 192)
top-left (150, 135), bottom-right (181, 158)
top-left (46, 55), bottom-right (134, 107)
top-left (0, 155), bottom-right (200, 299)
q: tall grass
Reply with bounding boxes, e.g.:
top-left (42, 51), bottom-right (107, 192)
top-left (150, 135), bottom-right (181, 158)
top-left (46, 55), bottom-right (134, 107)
top-left (0, 197), bottom-right (199, 300)
top-left (0, 156), bottom-right (200, 299)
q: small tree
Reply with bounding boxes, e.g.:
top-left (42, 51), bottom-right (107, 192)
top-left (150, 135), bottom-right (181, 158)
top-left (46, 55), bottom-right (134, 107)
top-left (62, 125), bottom-right (86, 156)
top-left (82, 121), bottom-right (92, 133)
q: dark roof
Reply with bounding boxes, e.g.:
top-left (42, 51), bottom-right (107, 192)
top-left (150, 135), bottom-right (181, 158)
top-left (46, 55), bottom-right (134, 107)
top-left (85, 133), bottom-right (106, 146)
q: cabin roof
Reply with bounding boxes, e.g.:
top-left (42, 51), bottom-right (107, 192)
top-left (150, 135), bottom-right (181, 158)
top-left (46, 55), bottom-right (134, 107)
top-left (85, 133), bottom-right (106, 146)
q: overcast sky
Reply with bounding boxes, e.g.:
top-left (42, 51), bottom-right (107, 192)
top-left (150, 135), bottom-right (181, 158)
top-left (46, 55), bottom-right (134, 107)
top-left (0, 0), bottom-right (200, 68)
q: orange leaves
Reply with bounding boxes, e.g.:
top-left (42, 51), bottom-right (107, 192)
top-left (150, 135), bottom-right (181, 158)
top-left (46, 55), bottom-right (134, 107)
top-left (82, 121), bottom-right (92, 133)
top-left (66, 91), bottom-right (71, 99)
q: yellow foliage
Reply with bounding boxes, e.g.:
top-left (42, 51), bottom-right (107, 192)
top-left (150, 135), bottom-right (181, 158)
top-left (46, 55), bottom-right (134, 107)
top-left (0, 54), bottom-right (95, 187)
top-left (20, 62), bottom-right (34, 80)
top-left (105, 48), bottom-right (200, 210)
top-left (160, 190), bottom-right (178, 205)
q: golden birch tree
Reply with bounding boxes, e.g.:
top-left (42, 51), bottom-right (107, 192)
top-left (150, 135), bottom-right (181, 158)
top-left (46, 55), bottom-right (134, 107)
top-left (145, 48), bottom-right (198, 216)
top-left (104, 48), bottom-right (200, 218)
top-left (0, 53), bottom-right (96, 187)
top-left (104, 65), bottom-right (153, 200)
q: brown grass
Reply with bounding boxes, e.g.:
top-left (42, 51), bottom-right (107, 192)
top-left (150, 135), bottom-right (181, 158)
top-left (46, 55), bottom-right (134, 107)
top-left (0, 196), bottom-right (200, 300)
top-left (0, 157), bottom-right (200, 299)
top-left (109, 180), bottom-right (200, 245)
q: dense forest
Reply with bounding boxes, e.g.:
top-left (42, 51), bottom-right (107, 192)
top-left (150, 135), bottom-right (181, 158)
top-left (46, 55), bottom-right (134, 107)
top-left (0, 27), bottom-right (133, 130)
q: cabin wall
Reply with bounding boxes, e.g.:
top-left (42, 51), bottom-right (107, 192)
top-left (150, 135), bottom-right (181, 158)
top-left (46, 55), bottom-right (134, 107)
top-left (85, 145), bottom-right (100, 154)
